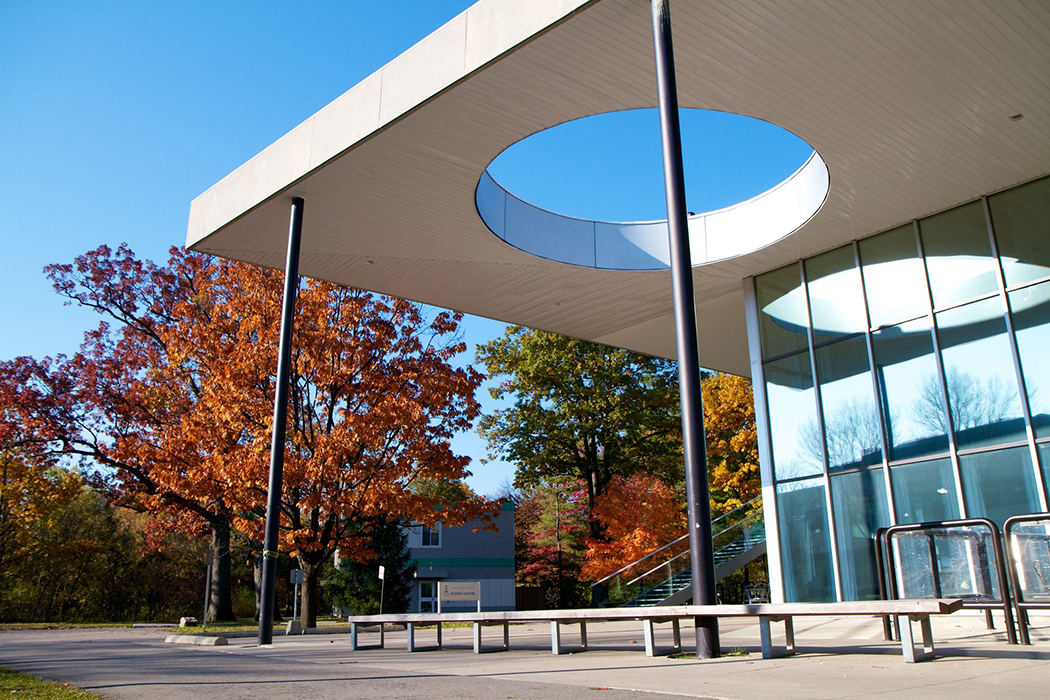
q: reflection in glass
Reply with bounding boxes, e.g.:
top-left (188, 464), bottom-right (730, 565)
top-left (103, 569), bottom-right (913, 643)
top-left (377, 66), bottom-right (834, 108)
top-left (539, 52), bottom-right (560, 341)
top-left (989, 176), bottom-right (1050, 289)
top-left (890, 458), bottom-right (960, 524)
top-left (859, 225), bottom-right (927, 328)
top-left (815, 337), bottom-right (881, 471)
top-left (1007, 516), bottom-right (1050, 602)
top-left (1039, 444), bottom-right (1050, 508)
top-left (831, 469), bottom-right (889, 600)
top-left (937, 299), bottom-right (1024, 449)
top-left (959, 446), bottom-right (1040, 527)
top-left (805, 245), bottom-right (866, 344)
top-left (777, 478), bottom-right (835, 602)
top-left (765, 352), bottom-right (822, 480)
top-left (872, 318), bottom-right (949, 460)
top-left (919, 201), bottom-right (998, 309)
top-left (1010, 283), bottom-right (1050, 438)
top-left (756, 264), bottom-right (807, 359)
top-left (891, 526), bottom-right (1002, 601)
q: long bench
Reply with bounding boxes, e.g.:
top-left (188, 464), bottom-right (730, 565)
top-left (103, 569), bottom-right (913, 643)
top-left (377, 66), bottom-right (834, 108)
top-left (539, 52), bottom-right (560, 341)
top-left (348, 599), bottom-right (962, 663)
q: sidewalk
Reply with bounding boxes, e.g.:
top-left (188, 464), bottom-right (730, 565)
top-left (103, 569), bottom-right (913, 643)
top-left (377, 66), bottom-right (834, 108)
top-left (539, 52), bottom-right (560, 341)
top-left (1, 612), bottom-right (1047, 699)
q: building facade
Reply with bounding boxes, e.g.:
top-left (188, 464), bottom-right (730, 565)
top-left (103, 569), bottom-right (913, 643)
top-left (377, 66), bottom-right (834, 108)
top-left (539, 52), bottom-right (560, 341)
top-left (406, 501), bottom-right (515, 613)
top-left (748, 175), bottom-right (1050, 602)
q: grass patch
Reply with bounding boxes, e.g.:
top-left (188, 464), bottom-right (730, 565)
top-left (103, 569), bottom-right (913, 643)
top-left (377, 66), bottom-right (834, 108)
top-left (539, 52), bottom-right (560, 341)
top-left (0, 623), bottom-right (134, 631)
top-left (0, 667), bottom-right (101, 699)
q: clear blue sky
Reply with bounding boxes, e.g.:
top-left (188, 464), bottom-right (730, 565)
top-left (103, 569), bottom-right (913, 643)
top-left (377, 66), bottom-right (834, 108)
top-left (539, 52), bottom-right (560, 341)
top-left (0, 1), bottom-right (811, 496)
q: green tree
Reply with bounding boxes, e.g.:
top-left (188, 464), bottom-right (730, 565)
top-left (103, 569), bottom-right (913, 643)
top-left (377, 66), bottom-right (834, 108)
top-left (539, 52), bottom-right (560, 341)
top-left (323, 518), bottom-right (415, 615)
top-left (477, 327), bottom-right (682, 537)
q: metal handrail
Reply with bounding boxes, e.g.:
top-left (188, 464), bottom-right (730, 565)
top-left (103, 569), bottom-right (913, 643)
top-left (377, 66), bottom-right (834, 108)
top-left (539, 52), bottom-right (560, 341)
top-left (590, 496), bottom-right (762, 588)
top-left (624, 508), bottom-right (764, 587)
top-left (1003, 512), bottom-right (1050, 646)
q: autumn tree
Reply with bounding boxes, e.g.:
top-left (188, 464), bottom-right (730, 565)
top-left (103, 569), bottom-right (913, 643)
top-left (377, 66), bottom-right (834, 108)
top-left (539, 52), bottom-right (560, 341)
top-left (2, 244), bottom-right (498, 627)
top-left (165, 253), bottom-right (497, 627)
top-left (514, 479), bottom-right (589, 608)
top-left (581, 472), bottom-right (685, 582)
top-left (701, 373), bottom-right (761, 516)
top-left (1, 246), bottom-right (243, 620)
top-left (477, 327), bottom-right (682, 537)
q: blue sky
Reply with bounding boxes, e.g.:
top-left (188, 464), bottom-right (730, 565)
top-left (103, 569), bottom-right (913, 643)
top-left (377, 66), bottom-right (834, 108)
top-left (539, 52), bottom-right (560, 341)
top-left (0, 1), bottom-right (811, 496)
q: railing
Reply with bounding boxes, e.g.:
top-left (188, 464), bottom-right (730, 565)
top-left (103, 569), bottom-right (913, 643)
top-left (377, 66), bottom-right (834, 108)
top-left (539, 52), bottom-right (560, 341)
top-left (875, 518), bottom-right (1018, 645)
top-left (590, 497), bottom-right (763, 608)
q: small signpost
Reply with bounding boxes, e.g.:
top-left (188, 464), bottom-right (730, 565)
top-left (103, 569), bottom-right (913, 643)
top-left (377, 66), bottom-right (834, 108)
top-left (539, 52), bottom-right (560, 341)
top-left (290, 569), bottom-right (304, 624)
top-left (438, 581), bottom-right (481, 613)
top-left (378, 565), bottom-right (386, 615)
top-left (202, 549), bottom-right (213, 633)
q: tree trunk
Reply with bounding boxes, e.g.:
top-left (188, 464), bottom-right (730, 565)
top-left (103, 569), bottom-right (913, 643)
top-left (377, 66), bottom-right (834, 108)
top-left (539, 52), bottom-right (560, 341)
top-left (207, 517), bottom-right (237, 622)
top-left (300, 555), bottom-right (324, 628)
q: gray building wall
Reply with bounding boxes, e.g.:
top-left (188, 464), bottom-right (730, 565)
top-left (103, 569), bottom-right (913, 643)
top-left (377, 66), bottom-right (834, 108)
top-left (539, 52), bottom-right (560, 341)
top-left (406, 501), bottom-right (515, 612)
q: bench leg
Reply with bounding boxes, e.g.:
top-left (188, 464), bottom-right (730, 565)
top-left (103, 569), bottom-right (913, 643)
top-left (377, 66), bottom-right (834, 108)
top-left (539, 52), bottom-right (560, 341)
top-left (759, 615), bottom-right (795, 659)
top-left (407, 623), bottom-right (415, 652)
top-left (644, 620), bottom-right (656, 657)
top-left (436, 622), bottom-right (442, 649)
top-left (504, 621), bottom-right (510, 650)
top-left (898, 614), bottom-right (934, 663)
top-left (474, 622), bottom-right (482, 654)
top-left (580, 621), bottom-right (587, 651)
top-left (380, 624), bottom-right (385, 648)
top-left (673, 619), bottom-right (682, 652)
top-left (351, 622), bottom-right (359, 651)
top-left (551, 621), bottom-right (562, 655)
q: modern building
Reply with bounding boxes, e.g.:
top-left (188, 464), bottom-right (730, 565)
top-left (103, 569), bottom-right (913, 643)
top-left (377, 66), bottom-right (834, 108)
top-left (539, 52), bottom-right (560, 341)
top-left (407, 502), bottom-right (515, 613)
top-left (187, 0), bottom-right (1050, 604)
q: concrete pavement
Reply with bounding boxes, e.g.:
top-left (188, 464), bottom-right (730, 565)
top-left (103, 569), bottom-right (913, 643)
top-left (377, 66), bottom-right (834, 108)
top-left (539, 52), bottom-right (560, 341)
top-left (1, 613), bottom-right (1048, 699)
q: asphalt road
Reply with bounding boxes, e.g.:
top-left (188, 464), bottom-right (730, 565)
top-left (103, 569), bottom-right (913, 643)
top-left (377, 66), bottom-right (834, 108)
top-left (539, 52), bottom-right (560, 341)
top-left (2, 616), bottom-right (1050, 700)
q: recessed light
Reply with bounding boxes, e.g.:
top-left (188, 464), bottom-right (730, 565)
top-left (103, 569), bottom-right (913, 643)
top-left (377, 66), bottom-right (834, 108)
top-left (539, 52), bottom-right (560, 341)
top-left (1009, 113), bottom-right (1024, 122)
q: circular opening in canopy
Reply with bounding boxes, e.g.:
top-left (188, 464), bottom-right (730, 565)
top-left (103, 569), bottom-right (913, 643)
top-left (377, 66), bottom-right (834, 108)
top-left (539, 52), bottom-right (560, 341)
top-left (476, 109), bottom-right (829, 270)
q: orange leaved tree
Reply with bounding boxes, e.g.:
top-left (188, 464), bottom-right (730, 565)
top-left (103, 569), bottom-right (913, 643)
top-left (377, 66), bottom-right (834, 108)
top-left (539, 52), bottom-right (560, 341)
top-left (177, 260), bottom-right (497, 626)
top-left (581, 472), bottom-right (685, 582)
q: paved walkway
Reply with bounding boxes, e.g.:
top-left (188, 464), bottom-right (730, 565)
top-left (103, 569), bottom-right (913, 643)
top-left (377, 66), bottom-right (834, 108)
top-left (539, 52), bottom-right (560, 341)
top-left (1, 613), bottom-right (1048, 699)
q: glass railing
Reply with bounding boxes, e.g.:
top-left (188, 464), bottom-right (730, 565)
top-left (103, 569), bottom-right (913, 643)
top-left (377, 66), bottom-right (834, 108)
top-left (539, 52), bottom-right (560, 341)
top-left (590, 497), bottom-right (763, 607)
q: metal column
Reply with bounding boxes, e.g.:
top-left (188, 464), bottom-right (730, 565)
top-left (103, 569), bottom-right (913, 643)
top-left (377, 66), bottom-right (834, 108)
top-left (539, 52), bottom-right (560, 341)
top-left (258, 196), bottom-right (305, 645)
top-left (650, 0), bottom-right (720, 659)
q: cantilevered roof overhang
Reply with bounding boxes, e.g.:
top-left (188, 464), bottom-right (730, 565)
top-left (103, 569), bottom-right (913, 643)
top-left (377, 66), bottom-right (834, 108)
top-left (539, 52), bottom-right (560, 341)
top-left (187, 0), bottom-right (1050, 377)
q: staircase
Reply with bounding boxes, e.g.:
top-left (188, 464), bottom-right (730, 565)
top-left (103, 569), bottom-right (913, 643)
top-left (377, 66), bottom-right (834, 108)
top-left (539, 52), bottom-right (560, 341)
top-left (591, 499), bottom-right (767, 608)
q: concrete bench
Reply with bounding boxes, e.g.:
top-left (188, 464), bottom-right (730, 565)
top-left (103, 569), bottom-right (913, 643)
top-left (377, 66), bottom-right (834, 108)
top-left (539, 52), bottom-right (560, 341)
top-left (348, 599), bottom-right (961, 662)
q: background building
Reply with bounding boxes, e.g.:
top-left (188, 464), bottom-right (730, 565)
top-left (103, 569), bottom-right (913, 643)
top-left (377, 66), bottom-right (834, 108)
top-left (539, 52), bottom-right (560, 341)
top-left (407, 502), bottom-right (515, 613)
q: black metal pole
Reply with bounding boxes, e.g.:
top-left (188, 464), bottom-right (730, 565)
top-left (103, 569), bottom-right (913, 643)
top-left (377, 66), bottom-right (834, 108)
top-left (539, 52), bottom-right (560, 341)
top-left (650, 0), bottom-right (720, 659)
top-left (258, 196), bottom-right (305, 645)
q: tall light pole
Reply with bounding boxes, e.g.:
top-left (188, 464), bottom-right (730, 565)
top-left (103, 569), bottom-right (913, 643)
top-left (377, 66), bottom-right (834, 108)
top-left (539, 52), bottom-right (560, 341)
top-left (258, 196), bottom-right (304, 646)
top-left (650, 0), bottom-right (720, 659)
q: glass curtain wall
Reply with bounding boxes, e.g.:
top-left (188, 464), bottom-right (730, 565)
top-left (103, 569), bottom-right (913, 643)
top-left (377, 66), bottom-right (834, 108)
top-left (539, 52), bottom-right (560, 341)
top-left (752, 176), bottom-right (1050, 602)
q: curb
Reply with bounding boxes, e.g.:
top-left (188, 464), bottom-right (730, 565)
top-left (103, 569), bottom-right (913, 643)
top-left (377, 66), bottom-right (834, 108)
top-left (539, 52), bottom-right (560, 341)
top-left (164, 634), bottom-right (228, 646)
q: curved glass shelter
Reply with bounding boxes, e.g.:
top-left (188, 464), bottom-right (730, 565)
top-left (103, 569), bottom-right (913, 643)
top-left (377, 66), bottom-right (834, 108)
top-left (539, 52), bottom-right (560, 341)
top-left (749, 176), bottom-right (1050, 602)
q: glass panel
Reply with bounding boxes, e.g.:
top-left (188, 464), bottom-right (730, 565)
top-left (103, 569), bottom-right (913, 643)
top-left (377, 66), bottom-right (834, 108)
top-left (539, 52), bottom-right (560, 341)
top-left (890, 458), bottom-right (960, 524)
top-left (831, 468), bottom-right (890, 600)
top-left (858, 225), bottom-right (928, 328)
top-left (937, 299), bottom-right (1024, 449)
top-left (776, 478), bottom-right (835, 602)
top-left (1006, 516), bottom-right (1050, 602)
top-left (756, 263), bottom-right (808, 359)
top-left (891, 525), bottom-right (1002, 601)
top-left (805, 245), bottom-right (867, 344)
top-left (1039, 443), bottom-right (1050, 507)
top-left (1010, 282), bottom-right (1050, 438)
top-left (815, 337), bottom-right (882, 471)
top-left (959, 446), bottom-right (1040, 527)
top-left (989, 177), bottom-right (1050, 289)
top-left (765, 351), bottom-right (822, 480)
top-left (919, 201), bottom-right (998, 309)
top-left (872, 318), bottom-right (949, 461)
